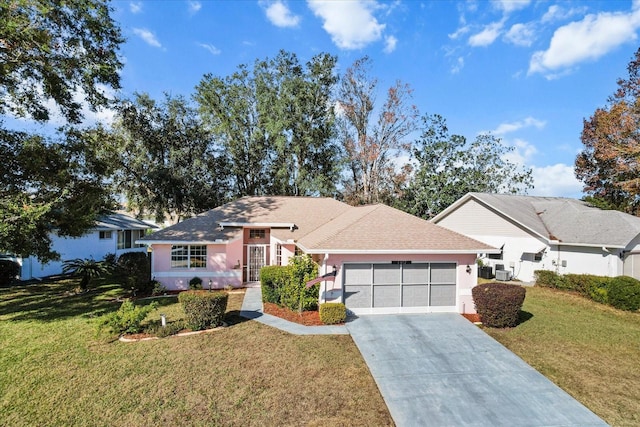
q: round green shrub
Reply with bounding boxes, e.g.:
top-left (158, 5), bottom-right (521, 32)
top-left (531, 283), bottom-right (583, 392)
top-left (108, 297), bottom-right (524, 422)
top-left (189, 276), bottom-right (203, 290)
top-left (178, 290), bottom-right (228, 330)
top-left (319, 303), bottom-right (347, 325)
top-left (116, 252), bottom-right (152, 294)
top-left (472, 282), bottom-right (526, 328)
top-left (607, 276), bottom-right (640, 311)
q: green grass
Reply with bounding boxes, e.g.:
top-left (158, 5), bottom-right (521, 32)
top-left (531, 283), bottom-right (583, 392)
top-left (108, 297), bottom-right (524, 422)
top-left (0, 278), bottom-right (392, 426)
top-left (485, 286), bottom-right (640, 427)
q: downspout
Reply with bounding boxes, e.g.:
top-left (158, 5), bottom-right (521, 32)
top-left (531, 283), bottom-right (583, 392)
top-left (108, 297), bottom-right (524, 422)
top-left (322, 253), bottom-right (329, 304)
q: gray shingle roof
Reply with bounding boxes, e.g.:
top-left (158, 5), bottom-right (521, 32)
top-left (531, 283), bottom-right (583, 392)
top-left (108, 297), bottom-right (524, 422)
top-left (141, 196), bottom-right (494, 252)
top-left (95, 213), bottom-right (157, 231)
top-left (460, 193), bottom-right (640, 247)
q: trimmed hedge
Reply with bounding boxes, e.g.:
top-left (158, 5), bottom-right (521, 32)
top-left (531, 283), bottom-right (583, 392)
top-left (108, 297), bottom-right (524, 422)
top-left (189, 276), bottom-right (203, 290)
top-left (178, 290), bottom-right (228, 330)
top-left (534, 270), bottom-right (618, 307)
top-left (0, 260), bottom-right (20, 286)
top-left (260, 265), bottom-right (292, 304)
top-left (319, 303), bottom-right (347, 325)
top-left (472, 282), bottom-right (526, 328)
top-left (607, 276), bottom-right (640, 311)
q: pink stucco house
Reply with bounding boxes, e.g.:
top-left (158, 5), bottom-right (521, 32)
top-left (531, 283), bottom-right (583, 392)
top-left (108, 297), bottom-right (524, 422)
top-left (137, 196), bottom-right (496, 314)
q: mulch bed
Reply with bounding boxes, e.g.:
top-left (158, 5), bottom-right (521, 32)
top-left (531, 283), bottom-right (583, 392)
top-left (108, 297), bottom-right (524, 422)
top-left (263, 302), bottom-right (325, 326)
top-left (461, 313), bottom-right (481, 323)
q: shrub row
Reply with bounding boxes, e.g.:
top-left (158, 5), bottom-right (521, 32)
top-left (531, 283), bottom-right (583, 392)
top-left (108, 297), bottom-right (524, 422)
top-left (534, 270), bottom-right (640, 311)
top-left (319, 303), bottom-right (347, 325)
top-left (178, 290), bottom-right (228, 330)
top-left (260, 255), bottom-right (319, 312)
top-left (472, 282), bottom-right (526, 328)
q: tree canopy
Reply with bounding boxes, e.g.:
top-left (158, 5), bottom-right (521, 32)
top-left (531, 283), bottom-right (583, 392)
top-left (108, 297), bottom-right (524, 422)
top-left (576, 47), bottom-right (640, 214)
top-left (336, 56), bottom-right (418, 205)
top-left (402, 114), bottom-right (534, 219)
top-left (195, 50), bottom-right (341, 198)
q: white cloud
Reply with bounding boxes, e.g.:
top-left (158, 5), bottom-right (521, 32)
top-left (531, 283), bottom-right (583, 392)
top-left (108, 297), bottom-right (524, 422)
top-left (188, 1), bottom-right (202, 14)
top-left (468, 20), bottom-right (504, 47)
top-left (307, 0), bottom-right (385, 49)
top-left (504, 22), bottom-right (535, 47)
top-left (541, 5), bottom-right (586, 23)
top-left (383, 35), bottom-right (397, 53)
top-left (530, 164), bottom-right (583, 197)
top-left (129, 2), bottom-right (142, 14)
top-left (133, 28), bottom-right (162, 48)
top-left (491, 117), bottom-right (546, 136)
top-left (503, 138), bottom-right (538, 166)
top-left (264, 1), bottom-right (301, 28)
top-left (451, 56), bottom-right (464, 74)
top-left (492, 0), bottom-right (531, 14)
top-left (449, 25), bottom-right (470, 40)
top-left (198, 43), bottom-right (221, 55)
top-left (529, 8), bottom-right (640, 76)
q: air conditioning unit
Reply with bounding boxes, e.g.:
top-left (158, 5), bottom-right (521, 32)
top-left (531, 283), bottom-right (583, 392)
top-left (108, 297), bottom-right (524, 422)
top-left (495, 270), bottom-right (511, 281)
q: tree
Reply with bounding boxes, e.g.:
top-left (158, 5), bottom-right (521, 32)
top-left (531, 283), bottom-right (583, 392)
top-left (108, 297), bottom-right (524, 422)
top-left (0, 128), bottom-right (116, 262)
top-left (195, 50), bottom-right (340, 197)
top-left (576, 47), bottom-right (640, 215)
top-left (0, 0), bottom-right (123, 123)
top-left (336, 56), bottom-right (418, 205)
top-left (402, 114), bottom-right (533, 219)
top-left (87, 93), bottom-right (231, 223)
top-left (62, 257), bottom-right (111, 291)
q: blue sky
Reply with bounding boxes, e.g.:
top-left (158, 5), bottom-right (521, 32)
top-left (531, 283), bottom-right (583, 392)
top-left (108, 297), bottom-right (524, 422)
top-left (13, 0), bottom-right (640, 198)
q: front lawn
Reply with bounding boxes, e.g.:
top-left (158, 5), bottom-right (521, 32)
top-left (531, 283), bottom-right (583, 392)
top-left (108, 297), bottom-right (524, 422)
top-left (0, 278), bottom-right (393, 426)
top-left (485, 286), bottom-right (640, 427)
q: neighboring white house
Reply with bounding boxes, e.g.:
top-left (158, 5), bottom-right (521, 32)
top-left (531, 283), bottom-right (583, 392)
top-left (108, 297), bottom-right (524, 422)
top-left (432, 192), bottom-right (640, 282)
top-left (18, 213), bottom-right (156, 280)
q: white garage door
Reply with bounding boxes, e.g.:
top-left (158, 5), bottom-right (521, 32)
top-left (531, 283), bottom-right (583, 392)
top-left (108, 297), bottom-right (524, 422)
top-left (343, 263), bottom-right (457, 312)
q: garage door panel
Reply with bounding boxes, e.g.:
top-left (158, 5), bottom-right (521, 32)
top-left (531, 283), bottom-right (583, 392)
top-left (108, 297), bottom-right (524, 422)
top-left (373, 264), bottom-right (401, 284)
top-left (402, 264), bottom-right (428, 284)
top-left (430, 283), bottom-right (456, 306)
top-left (344, 285), bottom-right (371, 308)
top-left (344, 264), bottom-right (372, 285)
top-left (431, 263), bottom-right (456, 283)
top-left (402, 284), bottom-right (429, 307)
top-left (373, 285), bottom-right (401, 307)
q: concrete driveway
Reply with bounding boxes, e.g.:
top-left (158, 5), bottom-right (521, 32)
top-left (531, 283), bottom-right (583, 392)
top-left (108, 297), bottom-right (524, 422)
top-left (346, 314), bottom-right (607, 427)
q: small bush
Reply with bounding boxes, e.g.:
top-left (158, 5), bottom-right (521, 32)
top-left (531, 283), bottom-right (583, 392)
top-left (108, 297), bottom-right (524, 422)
top-left (280, 255), bottom-right (319, 312)
top-left (150, 280), bottom-right (167, 296)
top-left (99, 299), bottom-right (158, 335)
top-left (607, 276), bottom-right (640, 311)
top-left (179, 291), bottom-right (229, 330)
top-left (319, 303), bottom-right (347, 325)
top-left (145, 320), bottom-right (185, 338)
top-left (0, 259), bottom-right (20, 286)
top-left (189, 276), bottom-right (203, 290)
top-left (472, 282), bottom-right (526, 328)
top-left (260, 265), bottom-right (291, 304)
top-left (116, 252), bottom-right (152, 295)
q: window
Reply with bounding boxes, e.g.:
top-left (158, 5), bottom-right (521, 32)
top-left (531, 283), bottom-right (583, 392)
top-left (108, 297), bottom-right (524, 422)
top-left (488, 245), bottom-right (504, 260)
top-left (99, 231), bottom-right (112, 240)
top-left (275, 244), bottom-right (282, 266)
top-left (249, 229), bottom-right (265, 239)
top-left (171, 245), bottom-right (207, 268)
top-left (117, 230), bottom-right (146, 249)
top-left (534, 251), bottom-right (544, 262)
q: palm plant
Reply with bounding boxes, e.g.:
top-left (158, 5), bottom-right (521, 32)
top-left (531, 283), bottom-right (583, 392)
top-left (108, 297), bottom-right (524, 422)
top-left (62, 258), bottom-right (111, 291)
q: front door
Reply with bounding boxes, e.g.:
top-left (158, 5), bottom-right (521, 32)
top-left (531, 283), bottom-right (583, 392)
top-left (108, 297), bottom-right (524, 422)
top-left (247, 245), bottom-right (266, 282)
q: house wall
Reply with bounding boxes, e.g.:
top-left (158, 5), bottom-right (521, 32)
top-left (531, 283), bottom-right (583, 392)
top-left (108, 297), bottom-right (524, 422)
top-left (320, 253), bottom-right (478, 314)
top-left (20, 231), bottom-right (146, 280)
top-left (151, 243), bottom-right (242, 290)
top-left (437, 199), bottom-right (533, 238)
top-left (548, 245), bottom-right (622, 278)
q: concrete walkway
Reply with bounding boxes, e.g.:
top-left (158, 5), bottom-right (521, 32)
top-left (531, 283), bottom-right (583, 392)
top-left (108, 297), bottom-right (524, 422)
top-left (239, 286), bottom-right (348, 335)
top-left (346, 314), bottom-right (607, 427)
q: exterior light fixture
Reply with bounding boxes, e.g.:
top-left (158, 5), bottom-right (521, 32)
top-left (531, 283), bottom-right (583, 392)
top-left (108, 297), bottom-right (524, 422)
top-left (466, 265), bottom-right (472, 274)
top-left (209, 279), bottom-right (213, 291)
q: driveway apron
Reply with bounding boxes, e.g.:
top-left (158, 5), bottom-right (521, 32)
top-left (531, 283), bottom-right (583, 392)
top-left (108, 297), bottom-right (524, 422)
top-left (346, 314), bottom-right (607, 427)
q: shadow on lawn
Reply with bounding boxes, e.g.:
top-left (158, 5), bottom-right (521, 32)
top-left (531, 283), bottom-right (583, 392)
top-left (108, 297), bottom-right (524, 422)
top-left (0, 278), bottom-right (125, 323)
top-left (518, 310), bottom-right (534, 325)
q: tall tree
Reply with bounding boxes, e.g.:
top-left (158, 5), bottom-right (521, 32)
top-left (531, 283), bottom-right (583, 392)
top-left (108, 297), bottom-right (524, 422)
top-left (0, 0), bottom-right (123, 123)
top-left (576, 47), bottom-right (640, 214)
top-left (195, 50), bottom-right (340, 197)
top-left (402, 114), bottom-right (533, 219)
top-left (336, 56), bottom-right (418, 205)
top-left (87, 93), bottom-right (231, 223)
top-left (0, 0), bottom-right (123, 259)
top-left (0, 128), bottom-right (116, 261)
